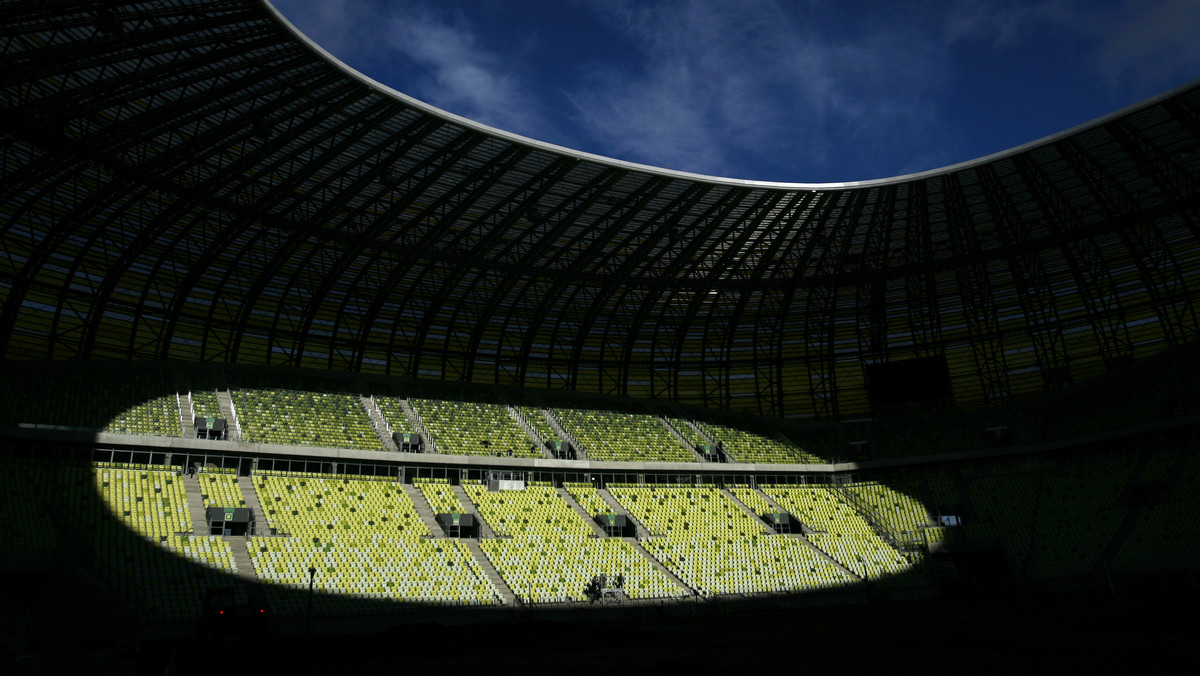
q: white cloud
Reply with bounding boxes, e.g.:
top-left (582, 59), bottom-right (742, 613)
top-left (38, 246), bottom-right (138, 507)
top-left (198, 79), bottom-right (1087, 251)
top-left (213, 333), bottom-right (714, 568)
top-left (270, 0), bottom-right (386, 62)
top-left (567, 0), bottom-right (953, 180)
top-left (385, 12), bottom-right (528, 128)
top-left (273, 1), bottom-right (554, 140)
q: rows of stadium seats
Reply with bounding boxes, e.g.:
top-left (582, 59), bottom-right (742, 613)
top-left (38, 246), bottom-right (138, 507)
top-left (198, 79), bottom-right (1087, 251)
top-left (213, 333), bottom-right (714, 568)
top-left (845, 481), bottom-right (933, 537)
top-left (0, 369), bottom-right (178, 432)
top-left (198, 467), bottom-right (246, 509)
top-left (1019, 456), bottom-right (1136, 578)
top-left (0, 460), bottom-right (67, 555)
top-left (414, 477), bottom-right (465, 513)
top-left (608, 484), bottom-right (857, 595)
top-left (371, 396), bottom-right (414, 437)
top-left (728, 485), bottom-right (776, 517)
top-left (190, 389), bottom-right (222, 420)
top-left (563, 482), bottom-right (614, 517)
top-left (462, 481), bottom-right (685, 603)
top-left (89, 463), bottom-right (238, 620)
top-left (513, 405), bottom-right (559, 446)
top-left (250, 473), bottom-right (501, 613)
top-left (463, 481), bottom-right (593, 539)
top-left (664, 417), bottom-right (707, 450)
top-left (102, 394), bottom-right (181, 437)
top-left (695, 422), bottom-right (822, 464)
top-left (552, 408), bottom-right (696, 462)
top-left (12, 439), bottom-right (1198, 624)
top-left (1112, 452), bottom-right (1200, 572)
top-left (408, 397), bottom-right (542, 458)
top-left (762, 484), bottom-right (919, 587)
top-left (231, 388), bottom-right (381, 451)
top-left (868, 411), bottom-right (981, 459)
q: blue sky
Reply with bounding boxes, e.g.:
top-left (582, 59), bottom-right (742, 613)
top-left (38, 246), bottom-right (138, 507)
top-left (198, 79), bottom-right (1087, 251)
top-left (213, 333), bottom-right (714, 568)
top-left (270, 0), bottom-right (1200, 183)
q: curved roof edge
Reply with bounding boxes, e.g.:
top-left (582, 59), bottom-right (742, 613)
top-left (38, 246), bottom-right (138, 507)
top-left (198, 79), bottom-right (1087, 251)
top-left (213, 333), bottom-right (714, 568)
top-left (261, 0), bottom-right (1200, 190)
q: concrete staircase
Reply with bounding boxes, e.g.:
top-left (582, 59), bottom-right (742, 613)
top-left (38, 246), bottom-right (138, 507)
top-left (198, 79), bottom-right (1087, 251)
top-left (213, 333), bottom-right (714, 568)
top-left (398, 399), bottom-right (435, 453)
top-left (756, 488), bottom-right (813, 535)
top-left (1088, 450), bottom-right (1187, 580)
top-left (598, 488), bottom-right (651, 538)
top-left (557, 487), bottom-right (607, 537)
top-left (226, 537), bottom-right (259, 583)
top-left (658, 416), bottom-right (708, 462)
top-left (359, 395), bottom-right (399, 452)
top-left (181, 472), bottom-right (209, 535)
top-left (540, 408), bottom-right (588, 460)
top-left (452, 485), bottom-right (497, 538)
top-left (237, 476), bottom-right (268, 535)
top-left (401, 484), bottom-right (445, 537)
top-left (789, 533), bottom-right (863, 580)
top-left (215, 390), bottom-right (240, 440)
top-left (628, 538), bottom-right (694, 596)
top-left (506, 405), bottom-right (552, 458)
top-left (463, 540), bottom-right (516, 605)
top-left (177, 392), bottom-right (194, 438)
top-left (721, 488), bottom-right (776, 534)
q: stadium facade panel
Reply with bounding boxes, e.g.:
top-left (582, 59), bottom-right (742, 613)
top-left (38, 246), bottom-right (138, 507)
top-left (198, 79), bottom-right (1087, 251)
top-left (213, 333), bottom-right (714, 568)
top-left (2, 0), bottom-right (1199, 420)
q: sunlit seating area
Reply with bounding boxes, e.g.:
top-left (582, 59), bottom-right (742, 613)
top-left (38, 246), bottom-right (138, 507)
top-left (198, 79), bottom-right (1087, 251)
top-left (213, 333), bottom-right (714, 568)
top-left (760, 484), bottom-right (915, 584)
top-left (463, 481), bottom-right (593, 538)
top-left (372, 396), bottom-right (415, 437)
top-left (695, 421), bottom-right (821, 464)
top-left (552, 408), bottom-right (696, 462)
top-left (414, 477), bottom-right (465, 514)
top-left (664, 417), bottom-right (708, 450)
top-left (564, 482), bottom-right (614, 517)
top-left (408, 397), bottom-right (542, 458)
top-left (514, 405), bottom-right (559, 446)
top-left (198, 467), bottom-right (246, 508)
top-left (608, 484), bottom-right (855, 595)
top-left (484, 535), bottom-right (688, 603)
top-left (190, 389), bottom-right (222, 419)
top-left (728, 485), bottom-right (776, 517)
top-left (232, 389), bottom-right (381, 451)
top-left (250, 473), bottom-right (501, 613)
top-left (845, 481), bottom-right (933, 537)
top-left (463, 481), bottom-right (684, 603)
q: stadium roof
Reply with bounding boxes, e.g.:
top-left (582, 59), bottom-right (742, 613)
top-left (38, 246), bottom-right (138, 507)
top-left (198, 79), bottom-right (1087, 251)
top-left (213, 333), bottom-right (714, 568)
top-left (3, 0), bottom-right (1200, 419)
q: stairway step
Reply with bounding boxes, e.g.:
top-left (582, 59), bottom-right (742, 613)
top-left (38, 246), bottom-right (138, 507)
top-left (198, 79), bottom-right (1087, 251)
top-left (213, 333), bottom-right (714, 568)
top-left (401, 484), bottom-right (446, 537)
top-left (627, 539), bottom-right (695, 596)
top-left (237, 475), bottom-right (268, 536)
top-left (557, 487), bottom-right (607, 537)
top-left (452, 485), bottom-right (496, 538)
top-left (462, 540), bottom-right (515, 605)
top-left (181, 471), bottom-right (208, 536)
top-left (721, 488), bottom-right (776, 534)
top-left (598, 488), bottom-right (651, 539)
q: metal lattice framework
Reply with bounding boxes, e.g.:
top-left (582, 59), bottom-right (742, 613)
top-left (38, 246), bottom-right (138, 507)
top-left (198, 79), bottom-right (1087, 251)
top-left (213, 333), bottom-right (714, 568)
top-left (3, 0), bottom-right (1200, 420)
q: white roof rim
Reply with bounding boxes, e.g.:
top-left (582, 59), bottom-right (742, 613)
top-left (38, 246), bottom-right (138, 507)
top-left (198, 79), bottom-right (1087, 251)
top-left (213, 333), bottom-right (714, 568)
top-left (261, 0), bottom-right (1200, 191)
